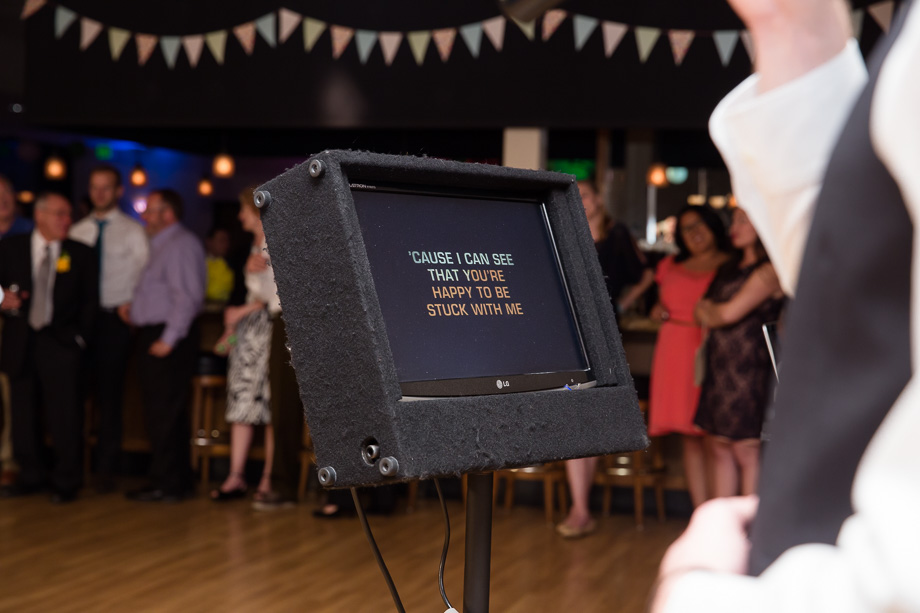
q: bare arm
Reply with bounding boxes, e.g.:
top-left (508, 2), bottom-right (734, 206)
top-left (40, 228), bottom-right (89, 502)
top-left (618, 268), bottom-right (655, 312)
top-left (695, 264), bottom-right (782, 328)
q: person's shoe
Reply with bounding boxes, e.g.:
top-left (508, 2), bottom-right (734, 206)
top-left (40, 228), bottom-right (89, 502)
top-left (125, 486), bottom-right (187, 503)
top-left (210, 487), bottom-right (248, 502)
top-left (252, 490), bottom-right (296, 511)
top-left (50, 489), bottom-right (78, 504)
top-left (555, 518), bottom-right (597, 539)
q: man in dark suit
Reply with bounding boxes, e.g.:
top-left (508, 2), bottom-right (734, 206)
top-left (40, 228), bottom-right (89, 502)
top-left (0, 192), bottom-right (97, 503)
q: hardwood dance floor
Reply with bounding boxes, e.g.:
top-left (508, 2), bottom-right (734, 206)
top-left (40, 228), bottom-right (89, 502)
top-left (0, 487), bottom-right (687, 612)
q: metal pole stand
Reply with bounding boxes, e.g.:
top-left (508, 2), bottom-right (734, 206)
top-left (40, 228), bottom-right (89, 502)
top-left (462, 472), bottom-right (493, 613)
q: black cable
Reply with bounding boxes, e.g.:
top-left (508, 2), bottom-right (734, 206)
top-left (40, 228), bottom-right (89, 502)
top-left (351, 487), bottom-right (406, 613)
top-left (434, 478), bottom-right (453, 610)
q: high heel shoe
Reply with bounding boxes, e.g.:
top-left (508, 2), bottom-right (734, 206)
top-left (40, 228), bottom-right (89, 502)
top-left (210, 486), bottom-right (248, 501)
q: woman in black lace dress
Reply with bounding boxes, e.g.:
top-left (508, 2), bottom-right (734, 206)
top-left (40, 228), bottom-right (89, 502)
top-left (694, 208), bottom-right (785, 499)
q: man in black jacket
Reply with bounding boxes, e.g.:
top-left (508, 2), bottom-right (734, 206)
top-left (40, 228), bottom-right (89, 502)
top-left (0, 192), bottom-right (98, 503)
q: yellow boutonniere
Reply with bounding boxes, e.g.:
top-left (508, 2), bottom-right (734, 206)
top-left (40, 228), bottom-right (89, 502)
top-left (56, 251), bottom-right (71, 273)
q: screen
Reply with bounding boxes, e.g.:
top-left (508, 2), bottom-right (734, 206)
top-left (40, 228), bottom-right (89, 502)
top-left (352, 185), bottom-right (592, 396)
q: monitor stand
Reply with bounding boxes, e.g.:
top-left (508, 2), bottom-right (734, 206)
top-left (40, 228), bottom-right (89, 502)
top-left (463, 473), bottom-right (494, 613)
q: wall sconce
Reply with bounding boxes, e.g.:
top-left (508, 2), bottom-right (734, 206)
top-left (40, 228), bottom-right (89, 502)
top-left (130, 164), bottom-right (148, 187)
top-left (213, 153), bottom-right (235, 178)
top-left (198, 177), bottom-right (214, 196)
top-left (687, 194), bottom-right (706, 206)
top-left (17, 190), bottom-right (36, 204)
top-left (44, 155), bottom-right (66, 180)
top-left (646, 164), bottom-right (668, 188)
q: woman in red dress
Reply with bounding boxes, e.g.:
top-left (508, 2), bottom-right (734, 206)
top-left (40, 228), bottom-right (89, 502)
top-left (648, 205), bottom-right (730, 508)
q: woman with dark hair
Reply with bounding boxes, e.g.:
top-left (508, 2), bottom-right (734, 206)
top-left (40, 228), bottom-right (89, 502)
top-left (648, 205), bottom-right (730, 508)
top-left (694, 207), bottom-right (784, 498)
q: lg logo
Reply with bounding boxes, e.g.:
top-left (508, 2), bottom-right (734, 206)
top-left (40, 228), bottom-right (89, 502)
top-left (496, 379), bottom-right (510, 389)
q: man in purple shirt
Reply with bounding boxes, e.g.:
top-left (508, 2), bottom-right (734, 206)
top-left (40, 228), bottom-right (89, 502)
top-left (120, 189), bottom-right (205, 502)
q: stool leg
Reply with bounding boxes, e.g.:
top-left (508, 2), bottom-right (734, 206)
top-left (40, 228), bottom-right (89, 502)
top-left (543, 474), bottom-right (554, 524)
top-left (633, 450), bottom-right (645, 529)
top-left (406, 480), bottom-right (419, 513)
top-left (503, 474), bottom-right (515, 511)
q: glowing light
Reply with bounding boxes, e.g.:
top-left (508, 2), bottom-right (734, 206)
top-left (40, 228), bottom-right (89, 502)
top-left (130, 165), bottom-right (148, 187)
top-left (687, 194), bottom-right (706, 206)
top-left (198, 177), bottom-right (214, 197)
top-left (709, 195), bottom-right (727, 209)
top-left (665, 166), bottom-right (689, 185)
top-left (17, 190), bottom-right (35, 204)
top-left (133, 198), bottom-right (147, 214)
top-left (728, 194), bottom-right (738, 208)
top-left (213, 153), bottom-right (235, 178)
top-left (44, 155), bottom-right (66, 180)
top-left (646, 164), bottom-right (668, 188)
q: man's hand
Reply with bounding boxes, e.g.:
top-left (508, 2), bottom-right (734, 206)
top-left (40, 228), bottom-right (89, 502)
top-left (245, 252), bottom-right (268, 273)
top-left (117, 303), bottom-right (132, 325)
top-left (1, 288), bottom-right (23, 311)
top-left (148, 340), bottom-right (173, 357)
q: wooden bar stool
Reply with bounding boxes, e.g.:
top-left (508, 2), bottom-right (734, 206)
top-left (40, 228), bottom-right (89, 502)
top-left (495, 462), bottom-right (568, 524)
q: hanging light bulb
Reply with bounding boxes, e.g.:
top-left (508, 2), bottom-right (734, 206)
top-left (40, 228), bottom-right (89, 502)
top-left (17, 190), bottom-right (36, 204)
top-left (213, 153), bottom-right (235, 178)
top-left (198, 176), bottom-right (214, 196)
top-left (44, 155), bottom-right (66, 180)
top-left (646, 164), bottom-right (668, 188)
top-left (130, 164), bottom-right (148, 187)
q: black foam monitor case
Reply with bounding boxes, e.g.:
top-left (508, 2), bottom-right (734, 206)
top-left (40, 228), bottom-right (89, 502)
top-left (257, 150), bottom-right (648, 488)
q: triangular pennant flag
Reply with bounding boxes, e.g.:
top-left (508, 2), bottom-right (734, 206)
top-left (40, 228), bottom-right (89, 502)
top-left (20, 0), bottom-right (46, 20)
top-left (868, 0), bottom-right (895, 32)
top-left (635, 27), bottom-right (661, 63)
top-left (407, 31), bottom-right (431, 65)
top-left (511, 18), bottom-right (535, 41)
top-left (135, 34), bottom-right (158, 66)
top-left (355, 30), bottom-right (377, 64)
top-left (304, 18), bottom-right (326, 52)
top-left (379, 32), bottom-right (403, 65)
top-left (542, 9), bottom-right (567, 41)
top-left (482, 16), bottom-right (506, 52)
top-left (459, 23), bottom-right (483, 58)
top-left (109, 27), bottom-right (131, 61)
top-left (255, 13), bottom-right (277, 48)
top-left (851, 9), bottom-right (865, 39)
top-left (182, 35), bottom-right (204, 67)
top-left (602, 21), bottom-right (628, 57)
top-left (160, 36), bottom-right (181, 69)
top-left (234, 22), bottom-right (256, 55)
top-left (331, 26), bottom-right (355, 59)
top-left (668, 30), bottom-right (694, 65)
top-left (205, 30), bottom-right (227, 65)
top-left (573, 14), bottom-right (598, 51)
top-left (740, 30), bottom-right (754, 62)
top-left (712, 30), bottom-right (739, 66)
top-left (433, 28), bottom-right (456, 62)
top-left (279, 8), bottom-right (302, 44)
top-left (80, 18), bottom-right (103, 50)
top-left (54, 6), bottom-right (76, 39)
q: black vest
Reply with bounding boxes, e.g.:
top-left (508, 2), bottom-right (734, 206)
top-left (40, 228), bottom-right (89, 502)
top-left (749, 1), bottom-right (914, 575)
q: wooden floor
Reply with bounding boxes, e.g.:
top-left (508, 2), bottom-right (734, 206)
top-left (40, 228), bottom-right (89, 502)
top-left (0, 485), bottom-right (687, 613)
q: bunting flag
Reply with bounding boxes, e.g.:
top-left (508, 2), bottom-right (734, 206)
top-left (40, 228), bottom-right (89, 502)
top-left (135, 33), bottom-right (158, 66)
top-left (279, 8), bottom-right (302, 45)
top-left (304, 18), bottom-right (326, 52)
top-left (109, 27), bottom-right (131, 61)
top-left (459, 22), bottom-right (483, 58)
top-left (740, 30), bottom-right (754, 61)
top-left (234, 22), bottom-right (256, 55)
top-left (21, 0), bottom-right (46, 20)
top-left (573, 14), bottom-right (598, 51)
top-left (379, 32), bottom-right (403, 65)
top-left (482, 16), bottom-right (505, 52)
top-left (511, 18), bottom-right (535, 41)
top-left (712, 30), bottom-right (738, 66)
top-left (182, 35), bottom-right (204, 68)
top-left (331, 25), bottom-right (354, 59)
top-left (851, 9), bottom-right (865, 39)
top-left (160, 36), bottom-right (181, 69)
top-left (355, 30), bottom-right (377, 64)
top-left (635, 27), bottom-right (660, 63)
top-left (868, 0), bottom-right (895, 32)
top-left (205, 30), bottom-right (227, 65)
top-left (602, 21), bottom-right (627, 57)
top-left (79, 17), bottom-right (102, 50)
top-left (408, 30), bottom-right (431, 65)
top-left (542, 9), bottom-right (567, 41)
top-left (54, 6), bottom-right (76, 38)
top-left (433, 28), bottom-right (457, 62)
top-left (19, 1), bottom-right (900, 70)
top-left (668, 30), bottom-right (694, 66)
top-left (255, 13), bottom-right (277, 48)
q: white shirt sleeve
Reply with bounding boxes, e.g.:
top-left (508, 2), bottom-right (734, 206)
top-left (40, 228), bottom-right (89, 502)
top-left (664, 9), bottom-right (920, 613)
top-left (708, 40), bottom-right (867, 296)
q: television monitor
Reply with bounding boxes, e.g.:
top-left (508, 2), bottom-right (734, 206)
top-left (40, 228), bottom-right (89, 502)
top-left (350, 183), bottom-right (595, 398)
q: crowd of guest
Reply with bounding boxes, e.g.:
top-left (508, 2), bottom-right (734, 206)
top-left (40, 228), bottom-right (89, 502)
top-left (0, 166), bottom-right (307, 508)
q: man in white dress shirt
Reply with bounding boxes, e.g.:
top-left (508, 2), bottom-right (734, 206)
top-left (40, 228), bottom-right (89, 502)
top-left (69, 165), bottom-right (148, 491)
top-left (651, 0), bottom-right (920, 611)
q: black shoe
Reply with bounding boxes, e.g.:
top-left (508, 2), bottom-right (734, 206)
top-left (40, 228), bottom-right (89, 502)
top-left (50, 490), bottom-right (78, 504)
top-left (125, 486), bottom-right (186, 503)
top-left (0, 483), bottom-right (43, 498)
